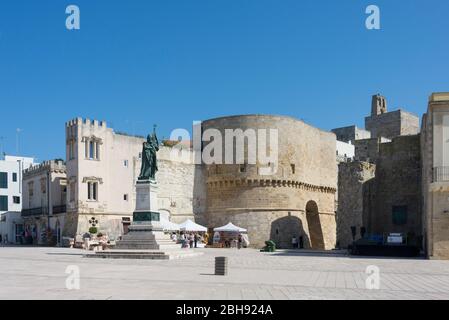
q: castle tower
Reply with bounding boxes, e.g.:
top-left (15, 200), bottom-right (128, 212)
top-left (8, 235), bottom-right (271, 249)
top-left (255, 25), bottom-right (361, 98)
top-left (371, 94), bottom-right (387, 116)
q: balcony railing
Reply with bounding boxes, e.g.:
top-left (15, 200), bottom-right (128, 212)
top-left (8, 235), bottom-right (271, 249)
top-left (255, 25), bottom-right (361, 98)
top-left (53, 205), bottom-right (67, 214)
top-left (433, 167), bottom-right (449, 182)
top-left (22, 207), bottom-right (45, 217)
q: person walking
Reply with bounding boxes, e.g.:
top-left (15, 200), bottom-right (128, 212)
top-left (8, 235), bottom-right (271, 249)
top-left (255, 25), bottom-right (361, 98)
top-left (189, 233), bottom-right (194, 248)
top-left (291, 236), bottom-right (298, 249)
top-left (180, 233), bottom-right (186, 248)
top-left (194, 233), bottom-right (198, 248)
top-left (238, 234), bottom-right (243, 249)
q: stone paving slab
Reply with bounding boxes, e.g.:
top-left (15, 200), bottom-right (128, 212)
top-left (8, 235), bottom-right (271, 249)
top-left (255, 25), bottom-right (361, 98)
top-left (1, 246), bottom-right (449, 300)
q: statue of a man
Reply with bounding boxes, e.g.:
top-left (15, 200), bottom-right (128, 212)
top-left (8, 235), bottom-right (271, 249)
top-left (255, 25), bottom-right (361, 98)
top-left (138, 125), bottom-right (159, 181)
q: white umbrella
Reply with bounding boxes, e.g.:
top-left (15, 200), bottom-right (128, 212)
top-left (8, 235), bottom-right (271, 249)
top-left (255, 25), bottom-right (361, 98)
top-left (214, 222), bottom-right (247, 233)
top-left (179, 219), bottom-right (207, 232)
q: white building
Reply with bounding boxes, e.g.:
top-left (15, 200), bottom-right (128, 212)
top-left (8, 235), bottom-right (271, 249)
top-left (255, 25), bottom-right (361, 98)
top-left (0, 155), bottom-right (35, 243)
top-left (63, 118), bottom-right (206, 240)
top-left (336, 140), bottom-right (355, 163)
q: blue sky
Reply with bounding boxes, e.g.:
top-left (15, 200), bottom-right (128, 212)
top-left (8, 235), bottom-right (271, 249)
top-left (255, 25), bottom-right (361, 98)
top-left (1, 0), bottom-right (449, 161)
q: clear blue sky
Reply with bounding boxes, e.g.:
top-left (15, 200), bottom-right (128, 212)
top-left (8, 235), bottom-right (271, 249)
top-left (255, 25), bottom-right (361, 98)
top-left (1, 0), bottom-right (449, 162)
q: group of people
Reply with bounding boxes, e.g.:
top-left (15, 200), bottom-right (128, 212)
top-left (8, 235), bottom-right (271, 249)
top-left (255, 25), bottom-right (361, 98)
top-left (172, 232), bottom-right (205, 249)
top-left (214, 232), bottom-right (249, 249)
top-left (224, 234), bottom-right (245, 249)
top-left (291, 236), bottom-right (304, 249)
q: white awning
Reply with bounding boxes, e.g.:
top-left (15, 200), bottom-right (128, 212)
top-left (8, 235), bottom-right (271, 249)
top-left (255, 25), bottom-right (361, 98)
top-left (214, 222), bottom-right (247, 233)
top-left (160, 219), bottom-right (180, 231)
top-left (178, 219), bottom-right (207, 232)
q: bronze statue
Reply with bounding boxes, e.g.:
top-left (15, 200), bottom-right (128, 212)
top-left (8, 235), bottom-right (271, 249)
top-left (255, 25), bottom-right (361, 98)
top-left (138, 125), bottom-right (159, 181)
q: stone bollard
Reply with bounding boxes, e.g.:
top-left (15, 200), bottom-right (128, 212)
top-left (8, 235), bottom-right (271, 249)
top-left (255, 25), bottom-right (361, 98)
top-left (215, 256), bottom-right (228, 276)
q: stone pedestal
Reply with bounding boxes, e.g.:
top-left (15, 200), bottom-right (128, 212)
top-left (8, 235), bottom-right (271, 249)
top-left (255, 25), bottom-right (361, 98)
top-left (87, 179), bottom-right (203, 260)
top-left (115, 180), bottom-right (179, 251)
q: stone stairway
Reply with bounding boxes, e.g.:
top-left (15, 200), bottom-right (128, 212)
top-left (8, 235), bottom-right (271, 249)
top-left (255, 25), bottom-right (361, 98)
top-left (84, 249), bottom-right (203, 260)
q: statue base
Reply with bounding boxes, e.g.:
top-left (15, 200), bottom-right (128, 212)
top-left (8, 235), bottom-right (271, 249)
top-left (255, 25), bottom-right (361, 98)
top-left (114, 179), bottom-right (178, 250)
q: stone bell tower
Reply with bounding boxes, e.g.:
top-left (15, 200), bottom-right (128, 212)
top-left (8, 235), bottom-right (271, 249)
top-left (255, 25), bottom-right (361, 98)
top-left (371, 94), bottom-right (387, 116)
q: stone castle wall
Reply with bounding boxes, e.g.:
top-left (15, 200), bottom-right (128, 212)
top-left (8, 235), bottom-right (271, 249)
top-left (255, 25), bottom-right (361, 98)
top-left (336, 161), bottom-right (375, 248)
top-left (365, 110), bottom-right (419, 140)
top-left (369, 135), bottom-right (422, 240)
top-left (202, 115), bottom-right (337, 249)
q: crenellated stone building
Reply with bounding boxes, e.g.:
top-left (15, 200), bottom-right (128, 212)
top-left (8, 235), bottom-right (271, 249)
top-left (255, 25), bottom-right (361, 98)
top-left (16, 92), bottom-right (449, 257)
top-left (202, 115), bottom-right (337, 249)
top-left (21, 160), bottom-right (67, 245)
top-left (62, 118), bottom-right (206, 240)
top-left (335, 93), bottom-right (449, 260)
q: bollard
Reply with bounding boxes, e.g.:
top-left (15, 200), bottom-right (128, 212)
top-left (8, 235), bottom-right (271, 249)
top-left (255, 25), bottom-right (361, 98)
top-left (215, 256), bottom-right (228, 276)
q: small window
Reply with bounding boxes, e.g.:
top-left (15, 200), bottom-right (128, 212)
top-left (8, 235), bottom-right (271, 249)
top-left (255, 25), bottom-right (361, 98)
top-left (124, 160), bottom-right (129, 167)
top-left (12, 173), bottom-right (17, 182)
top-left (89, 141), bottom-right (95, 159)
top-left (239, 164), bottom-right (246, 173)
top-left (87, 182), bottom-right (98, 201)
top-left (13, 196), bottom-right (20, 204)
top-left (0, 195), bottom-right (8, 211)
top-left (392, 206), bottom-right (408, 225)
top-left (124, 194), bottom-right (128, 201)
top-left (0, 172), bottom-right (7, 189)
top-left (291, 164), bottom-right (296, 174)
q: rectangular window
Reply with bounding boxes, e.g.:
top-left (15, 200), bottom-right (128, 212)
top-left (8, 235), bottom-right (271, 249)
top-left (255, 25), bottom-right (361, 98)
top-left (392, 206), bottom-right (408, 225)
top-left (96, 142), bottom-right (100, 160)
top-left (124, 160), bottom-right (129, 167)
top-left (85, 140), bottom-right (89, 158)
top-left (124, 194), bottom-right (128, 201)
top-left (0, 172), bottom-right (7, 189)
top-left (41, 178), bottom-right (47, 194)
top-left (0, 196), bottom-right (8, 211)
top-left (88, 182), bottom-right (98, 201)
top-left (12, 173), bottom-right (17, 182)
top-left (28, 182), bottom-right (34, 197)
top-left (291, 164), bottom-right (296, 175)
top-left (89, 141), bottom-right (94, 159)
top-left (93, 182), bottom-right (97, 200)
top-left (13, 196), bottom-right (20, 204)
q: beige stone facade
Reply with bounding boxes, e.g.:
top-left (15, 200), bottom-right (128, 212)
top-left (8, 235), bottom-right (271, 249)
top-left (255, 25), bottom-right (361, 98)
top-left (202, 115), bottom-right (337, 249)
top-left (63, 118), bottom-right (205, 240)
top-left (21, 160), bottom-right (67, 245)
top-left (421, 93), bottom-right (449, 259)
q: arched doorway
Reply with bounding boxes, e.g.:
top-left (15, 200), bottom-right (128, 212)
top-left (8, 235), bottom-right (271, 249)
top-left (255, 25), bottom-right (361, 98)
top-left (305, 201), bottom-right (325, 250)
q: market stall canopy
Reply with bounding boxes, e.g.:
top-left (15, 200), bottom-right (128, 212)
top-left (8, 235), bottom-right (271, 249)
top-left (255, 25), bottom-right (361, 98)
top-left (214, 222), bottom-right (247, 233)
top-left (179, 219), bottom-right (207, 232)
top-left (160, 219), bottom-right (180, 231)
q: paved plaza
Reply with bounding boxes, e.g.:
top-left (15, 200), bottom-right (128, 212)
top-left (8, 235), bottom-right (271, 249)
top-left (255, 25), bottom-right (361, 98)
top-left (1, 246), bottom-right (449, 300)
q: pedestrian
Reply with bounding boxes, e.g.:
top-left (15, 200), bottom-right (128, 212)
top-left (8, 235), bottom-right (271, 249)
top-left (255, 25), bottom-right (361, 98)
top-left (189, 233), bottom-right (194, 248)
top-left (238, 234), bottom-right (243, 249)
top-left (194, 233), bottom-right (198, 248)
top-left (291, 236), bottom-right (298, 249)
top-left (180, 232), bottom-right (186, 248)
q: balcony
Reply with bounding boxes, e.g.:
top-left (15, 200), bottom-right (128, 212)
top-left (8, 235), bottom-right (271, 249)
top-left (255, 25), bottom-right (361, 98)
top-left (22, 207), bottom-right (46, 217)
top-left (53, 205), bottom-right (67, 214)
top-left (433, 167), bottom-right (449, 182)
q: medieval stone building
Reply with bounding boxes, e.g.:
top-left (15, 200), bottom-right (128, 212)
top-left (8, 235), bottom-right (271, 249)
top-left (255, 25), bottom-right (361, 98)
top-left (335, 93), bottom-right (449, 260)
top-left (18, 92), bottom-right (449, 259)
top-left (201, 115), bottom-right (337, 249)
